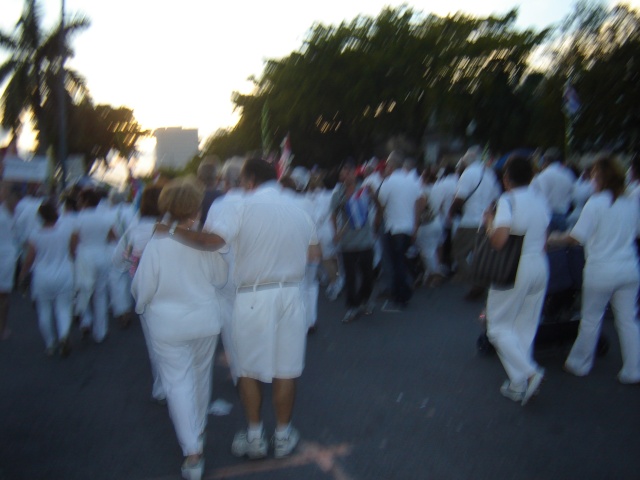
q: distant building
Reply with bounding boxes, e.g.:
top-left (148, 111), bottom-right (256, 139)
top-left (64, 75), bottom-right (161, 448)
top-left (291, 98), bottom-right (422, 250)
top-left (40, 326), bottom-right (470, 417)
top-left (154, 127), bottom-right (199, 170)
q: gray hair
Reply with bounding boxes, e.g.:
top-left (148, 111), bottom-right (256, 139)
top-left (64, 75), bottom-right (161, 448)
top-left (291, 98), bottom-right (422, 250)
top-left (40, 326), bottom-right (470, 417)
top-left (220, 156), bottom-right (245, 189)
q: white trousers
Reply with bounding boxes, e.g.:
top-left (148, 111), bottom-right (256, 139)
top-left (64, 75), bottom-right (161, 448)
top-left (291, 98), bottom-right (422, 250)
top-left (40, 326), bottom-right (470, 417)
top-left (139, 316), bottom-right (166, 400)
top-left (487, 253), bottom-right (549, 388)
top-left (79, 268), bottom-right (110, 343)
top-left (566, 263), bottom-right (640, 382)
top-left (150, 334), bottom-right (218, 456)
top-left (416, 218), bottom-right (444, 276)
top-left (108, 267), bottom-right (132, 317)
top-left (36, 292), bottom-right (73, 348)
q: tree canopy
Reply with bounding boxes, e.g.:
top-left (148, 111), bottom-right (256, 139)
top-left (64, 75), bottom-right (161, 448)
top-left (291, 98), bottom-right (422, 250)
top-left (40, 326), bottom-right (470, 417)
top-left (1, 0), bottom-right (147, 175)
top-left (204, 2), bottom-right (640, 168)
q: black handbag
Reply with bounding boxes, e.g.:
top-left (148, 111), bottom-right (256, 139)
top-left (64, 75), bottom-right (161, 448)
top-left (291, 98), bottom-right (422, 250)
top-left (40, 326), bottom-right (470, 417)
top-left (471, 233), bottom-right (524, 287)
top-left (470, 195), bottom-right (523, 287)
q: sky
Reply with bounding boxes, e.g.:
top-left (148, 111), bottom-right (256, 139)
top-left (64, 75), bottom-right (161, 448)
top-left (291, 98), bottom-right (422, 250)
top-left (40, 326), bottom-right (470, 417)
top-left (2, 0), bottom-right (639, 158)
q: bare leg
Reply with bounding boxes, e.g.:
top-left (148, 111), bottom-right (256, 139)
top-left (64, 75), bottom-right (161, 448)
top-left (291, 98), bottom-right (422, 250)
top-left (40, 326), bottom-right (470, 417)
top-left (0, 293), bottom-right (10, 340)
top-left (238, 377), bottom-right (263, 424)
top-left (273, 378), bottom-right (296, 426)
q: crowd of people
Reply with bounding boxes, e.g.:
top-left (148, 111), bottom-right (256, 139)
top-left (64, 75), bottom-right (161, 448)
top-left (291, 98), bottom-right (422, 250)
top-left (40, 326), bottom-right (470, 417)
top-left (1, 147), bottom-right (640, 479)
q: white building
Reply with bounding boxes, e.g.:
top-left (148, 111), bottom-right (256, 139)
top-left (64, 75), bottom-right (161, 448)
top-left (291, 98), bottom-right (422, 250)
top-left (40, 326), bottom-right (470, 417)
top-left (154, 127), bottom-right (199, 170)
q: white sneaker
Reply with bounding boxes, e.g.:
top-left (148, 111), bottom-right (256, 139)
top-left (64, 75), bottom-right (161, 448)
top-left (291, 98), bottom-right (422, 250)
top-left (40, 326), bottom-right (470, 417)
top-left (522, 370), bottom-right (544, 406)
top-left (273, 427), bottom-right (300, 458)
top-left (500, 380), bottom-right (525, 403)
top-left (326, 282), bottom-right (339, 301)
top-left (181, 457), bottom-right (204, 480)
top-left (342, 308), bottom-right (358, 323)
top-left (231, 430), bottom-right (268, 459)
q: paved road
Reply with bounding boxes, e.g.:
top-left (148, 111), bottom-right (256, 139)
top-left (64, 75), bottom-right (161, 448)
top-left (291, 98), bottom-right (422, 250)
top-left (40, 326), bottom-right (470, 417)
top-left (1, 283), bottom-right (639, 480)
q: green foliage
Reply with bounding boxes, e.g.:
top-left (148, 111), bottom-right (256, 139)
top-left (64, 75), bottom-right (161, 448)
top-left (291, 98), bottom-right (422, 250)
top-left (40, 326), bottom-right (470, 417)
top-left (203, 6), bottom-right (549, 166)
top-left (64, 99), bottom-right (149, 172)
top-left (0, 0), bottom-right (90, 151)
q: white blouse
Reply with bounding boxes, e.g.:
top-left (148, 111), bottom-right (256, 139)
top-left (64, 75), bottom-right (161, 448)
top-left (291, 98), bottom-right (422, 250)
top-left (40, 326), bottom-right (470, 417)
top-left (131, 234), bottom-right (228, 342)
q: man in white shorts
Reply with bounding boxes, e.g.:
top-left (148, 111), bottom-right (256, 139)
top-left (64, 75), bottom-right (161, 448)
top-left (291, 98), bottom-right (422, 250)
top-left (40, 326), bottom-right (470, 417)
top-left (193, 158), bottom-right (319, 459)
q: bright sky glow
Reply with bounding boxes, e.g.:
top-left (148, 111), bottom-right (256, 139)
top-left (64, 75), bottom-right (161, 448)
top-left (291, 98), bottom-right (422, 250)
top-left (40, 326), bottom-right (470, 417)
top-left (2, 0), bottom-right (639, 159)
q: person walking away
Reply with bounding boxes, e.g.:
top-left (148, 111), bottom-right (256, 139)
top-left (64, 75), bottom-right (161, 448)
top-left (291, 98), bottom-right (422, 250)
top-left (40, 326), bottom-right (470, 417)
top-left (131, 177), bottom-right (228, 480)
top-left (548, 156), bottom-right (640, 384)
top-left (376, 151), bottom-right (423, 309)
top-left (18, 200), bottom-right (75, 357)
top-left (331, 160), bottom-right (377, 323)
top-left (159, 158), bottom-right (319, 460)
top-left (113, 185), bottom-right (166, 404)
top-left (483, 155), bottom-right (550, 405)
top-left (448, 146), bottom-right (500, 300)
top-left (531, 147), bottom-right (576, 232)
top-left (0, 182), bottom-right (21, 340)
top-left (70, 189), bottom-right (118, 343)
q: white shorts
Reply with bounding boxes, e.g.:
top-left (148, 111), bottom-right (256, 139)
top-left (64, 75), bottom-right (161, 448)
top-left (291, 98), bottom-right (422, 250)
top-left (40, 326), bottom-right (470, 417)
top-left (232, 284), bottom-right (307, 383)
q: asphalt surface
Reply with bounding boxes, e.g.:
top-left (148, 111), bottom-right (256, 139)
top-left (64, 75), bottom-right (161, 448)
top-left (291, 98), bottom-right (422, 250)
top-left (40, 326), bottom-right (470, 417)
top-left (1, 281), bottom-right (639, 480)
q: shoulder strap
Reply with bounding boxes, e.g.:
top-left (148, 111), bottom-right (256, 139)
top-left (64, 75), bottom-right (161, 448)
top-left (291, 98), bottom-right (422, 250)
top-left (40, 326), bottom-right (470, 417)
top-left (464, 168), bottom-right (484, 203)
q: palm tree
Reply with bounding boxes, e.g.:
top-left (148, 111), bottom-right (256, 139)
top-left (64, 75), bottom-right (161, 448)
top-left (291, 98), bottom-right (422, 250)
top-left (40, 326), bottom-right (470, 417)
top-left (0, 0), bottom-right (89, 152)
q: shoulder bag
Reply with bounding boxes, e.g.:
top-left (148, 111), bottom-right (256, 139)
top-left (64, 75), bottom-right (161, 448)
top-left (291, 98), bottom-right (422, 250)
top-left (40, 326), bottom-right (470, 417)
top-left (470, 195), bottom-right (523, 287)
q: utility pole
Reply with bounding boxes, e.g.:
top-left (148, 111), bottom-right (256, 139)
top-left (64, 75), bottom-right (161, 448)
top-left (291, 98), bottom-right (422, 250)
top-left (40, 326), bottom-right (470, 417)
top-left (57, 0), bottom-right (68, 190)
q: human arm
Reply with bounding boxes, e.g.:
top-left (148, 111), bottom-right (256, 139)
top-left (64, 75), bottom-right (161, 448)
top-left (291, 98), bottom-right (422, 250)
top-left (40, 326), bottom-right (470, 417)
top-left (154, 222), bottom-right (226, 251)
top-left (308, 243), bottom-right (322, 263)
top-left (130, 245), bottom-right (159, 315)
top-left (18, 243), bottom-right (36, 286)
top-left (447, 196), bottom-right (465, 221)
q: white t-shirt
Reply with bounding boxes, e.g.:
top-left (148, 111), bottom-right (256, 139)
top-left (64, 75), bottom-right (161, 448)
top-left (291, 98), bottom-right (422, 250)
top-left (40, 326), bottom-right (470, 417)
top-left (28, 222), bottom-right (75, 299)
top-left (570, 191), bottom-right (640, 266)
top-left (362, 171), bottom-right (384, 193)
top-left (531, 163), bottom-right (576, 215)
top-left (430, 174), bottom-right (458, 218)
top-left (493, 186), bottom-right (550, 256)
top-left (74, 207), bottom-right (116, 248)
top-left (572, 177), bottom-right (594, 210)
top-left (378, 170), bottom-right (422, 235)
top-left (456, 162), bottom-right (500, 227)
top-left (208, 182), bottom-right (318, 287)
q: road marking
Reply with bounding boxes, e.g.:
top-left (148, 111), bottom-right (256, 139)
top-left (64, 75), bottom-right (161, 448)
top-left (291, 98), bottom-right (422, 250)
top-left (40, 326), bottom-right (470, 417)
top-left (209, 441), bottom-right (353, 479)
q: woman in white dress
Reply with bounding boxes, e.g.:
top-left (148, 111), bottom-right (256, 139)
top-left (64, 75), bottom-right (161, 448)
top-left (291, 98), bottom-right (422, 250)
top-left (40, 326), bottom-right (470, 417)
top-left (19, 200), bottom-right (75, 356)
top-left (71, 189), bottom-right (118, 343)
top-left (113, 185), bottom-right (166, 403)
top-left (549, 156), bottom-right (640, 384)
top-left (483, 155), bottom-right (550, 405)
top-left (131, 177), bottom-right (228, 480)
top-left (0, 182), bottom-right (20, 340)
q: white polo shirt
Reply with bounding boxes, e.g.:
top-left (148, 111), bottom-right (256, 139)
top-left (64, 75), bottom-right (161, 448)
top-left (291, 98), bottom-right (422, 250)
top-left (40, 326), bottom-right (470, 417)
top-left (208, 182), bottom-right (318, 287)
top-left (378, 170), bottom-right (422, 235)
top-left (531, 163), bottom-right (576, 215)
top-left (570, 191), bottom-right (640, 266)
top-left (493, 187), bottom-right (550, 256)
top-left (455, 162), bottom-right (500, 228)
top-left (430, 174), bottom-right (458, 218)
